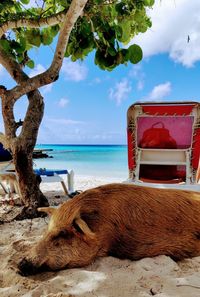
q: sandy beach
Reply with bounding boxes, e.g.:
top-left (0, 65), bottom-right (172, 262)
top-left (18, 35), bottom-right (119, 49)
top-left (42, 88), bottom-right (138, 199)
top-left (1, 175), bottom-right (200, 297)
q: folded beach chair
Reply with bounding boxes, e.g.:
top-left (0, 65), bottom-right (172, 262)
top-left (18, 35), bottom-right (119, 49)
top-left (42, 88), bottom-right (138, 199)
top-left (0, 160), bottom-right (20, 195)
top-left (126, 101), bottom-right (200, 191)
top-left (0, 144), bottom-right (19, 195)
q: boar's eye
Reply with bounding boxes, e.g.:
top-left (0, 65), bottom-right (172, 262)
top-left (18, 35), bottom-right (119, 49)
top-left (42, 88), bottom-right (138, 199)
top-left (53, 230), bottom-right (73, 240)
top-left (58, 230), bottom-right (68, 237)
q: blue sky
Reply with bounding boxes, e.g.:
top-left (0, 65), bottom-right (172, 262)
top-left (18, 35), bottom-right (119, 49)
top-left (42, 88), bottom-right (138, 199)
top-left (1, 0), bottom-right (200, 144)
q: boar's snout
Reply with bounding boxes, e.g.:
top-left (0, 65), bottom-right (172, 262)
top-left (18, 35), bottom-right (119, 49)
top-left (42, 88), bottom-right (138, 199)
top-left (18, 258), bottom-right (48, 276)
top-left (18, 258), bottom-right (37, 276)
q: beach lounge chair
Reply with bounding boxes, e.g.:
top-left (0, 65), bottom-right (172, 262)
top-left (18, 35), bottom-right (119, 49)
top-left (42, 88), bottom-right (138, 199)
top-left (0, 144), bottom-right (75, 198)
top-left (126, 101), bottom-right (200, 191)
top-left (34, 168), bottom-right (74, 195)
top-left (0, 164), bottom-right (74, 196)
top-left (0, 142), bottom-right (74, 196)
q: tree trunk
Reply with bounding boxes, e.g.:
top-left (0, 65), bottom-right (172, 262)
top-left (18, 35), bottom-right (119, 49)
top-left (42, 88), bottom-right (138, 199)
top-left (13, 148), bottom-right (48, 219)
top-left (1, 89), bottom-right (49, 219)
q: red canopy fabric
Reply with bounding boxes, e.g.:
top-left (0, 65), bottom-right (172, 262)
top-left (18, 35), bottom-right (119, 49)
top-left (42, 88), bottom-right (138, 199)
top-left (142, 104), bottom-right (195, 116)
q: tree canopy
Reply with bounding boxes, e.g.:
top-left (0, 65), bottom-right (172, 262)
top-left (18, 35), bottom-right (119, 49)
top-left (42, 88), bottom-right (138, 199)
top-left (0, 0), bottom-right (154, 218)
top-left (0, 0), bottom-right (154, 95)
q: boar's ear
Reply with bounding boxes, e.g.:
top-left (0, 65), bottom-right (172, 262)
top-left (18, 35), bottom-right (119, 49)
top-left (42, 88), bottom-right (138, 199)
top-left (73, 217), bottom-right (96, 239)
top-left (37, 207), bottom-right (56, 216)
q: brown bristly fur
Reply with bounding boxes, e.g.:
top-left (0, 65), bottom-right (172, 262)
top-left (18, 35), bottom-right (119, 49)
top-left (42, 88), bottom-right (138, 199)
top-left (18, 183), bottom-right (200, 275)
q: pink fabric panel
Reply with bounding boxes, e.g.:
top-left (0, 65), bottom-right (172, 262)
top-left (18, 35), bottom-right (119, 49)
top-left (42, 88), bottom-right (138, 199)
top-left (137, 117), bottom-right (194, 149)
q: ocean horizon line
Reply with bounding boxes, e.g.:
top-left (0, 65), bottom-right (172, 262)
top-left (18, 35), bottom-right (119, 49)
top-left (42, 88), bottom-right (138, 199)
top-left (36, 144), bottom-right (127, 147)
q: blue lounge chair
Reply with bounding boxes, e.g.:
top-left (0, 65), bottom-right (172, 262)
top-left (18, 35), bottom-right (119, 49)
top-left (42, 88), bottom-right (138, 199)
top-left (34, 168), bottom-right (74, 195)
top-left (0, 164), bottom-right (74, 197)
top-left (0, 142), bottom-right (75, 196)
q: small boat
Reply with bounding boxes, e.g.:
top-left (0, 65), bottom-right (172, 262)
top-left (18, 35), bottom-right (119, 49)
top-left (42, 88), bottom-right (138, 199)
top-left (33, 149), bottom-right (53, 159)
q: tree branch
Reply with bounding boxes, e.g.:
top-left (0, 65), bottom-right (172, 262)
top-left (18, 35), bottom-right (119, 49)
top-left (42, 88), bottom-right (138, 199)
top-left (0, 46), bottom-right (28, 84)
top-left (1, 92), bottom-right (16, 139)
top-left (0, 46), bottom-right (44, 143)
top-left (6, 0), bottom-right (88, 102)
top-left (0, 10), bottom-right (67, 38)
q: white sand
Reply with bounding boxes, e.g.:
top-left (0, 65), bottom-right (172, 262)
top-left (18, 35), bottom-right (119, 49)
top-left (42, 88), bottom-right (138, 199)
top-left (1, 175), bottom-right (200, 297)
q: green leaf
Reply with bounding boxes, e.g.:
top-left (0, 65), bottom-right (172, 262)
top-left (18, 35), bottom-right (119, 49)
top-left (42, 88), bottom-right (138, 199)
top-left (26, 60), bottom-right (35, 69)
top-left (31, 35), bottom-right (41, 47)
top-left (128, 44), bottom-right (143, 64)
top-left (41, 28), bottom-right (53, 45)
top-left (26, 30), bottom-right (41, 47)
top-left (144, 0), bottom-right (155, 7)
top-left (20, 0), bottom-right (30, 4)
top-left (79, 37), bottom-right (91, 50)
top-left (134, 9), bottom-right (146, 23)
top-left (50, 25), bottom-right (60, 37)
top-left (0, 39), bottom-right (11, 52)
top-left (137, 23), bottom-right (148, 33)
top-left (107, 47), bottom-right (116, 56)
top-left (17, 54), bottom-right (24, 63)
top-left (19, 37), bottom-right (27, 52)
top-left (56, 0), bottom-right (70, 8)
top-left (93, 0), bottom-right (102, 4)
top-left (95, 49), bottom-right (117, 71)
top-left (118, 21), bottom-right (132, 43)
top-left (119, 49), bottom-right (129, 63)
top-left (65, 42), bottom-right (75, 57)
top-left (115, 2), bottom-right (129, 16)
top-left (103, 28), bottom-right (115, 41)
top-left (11, 40), bottom-right (26, 54)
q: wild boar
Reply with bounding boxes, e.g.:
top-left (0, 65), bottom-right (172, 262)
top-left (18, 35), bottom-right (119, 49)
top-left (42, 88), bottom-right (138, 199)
top-left (18, 183), bottom-right (200, 276)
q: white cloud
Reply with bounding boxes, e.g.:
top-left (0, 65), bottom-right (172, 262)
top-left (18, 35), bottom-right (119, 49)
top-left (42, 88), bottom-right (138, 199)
top-left (38, 116), bottom-right (125, 144)
top-left (109, 78), bottom-right (132, 106)
top-left (129, 65), bottom-right (145, 91)
top-left (145, 82), bottom-right (172, 101)
top-left (58, 97), bottom-right (69, 108)
top-left (38, 116), bottom-right (86, 143)
top-left (89, 77), bottom-right (101, 85)
top-left (133, 0), bottom-right (200, 67)
top-left (47, 117), bottom-right (84, 126)
top-left (29, 64), bottom-right (53, 94)
top-left (137, 80), bottom-right (144, 91)
top-left (61, 59), bottom-right (88, 81)
top-left (93, 77), bottom-right (101, 84)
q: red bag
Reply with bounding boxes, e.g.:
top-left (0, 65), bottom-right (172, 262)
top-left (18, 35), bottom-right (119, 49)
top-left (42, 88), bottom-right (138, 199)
top-left (139, 122), bottom-right (177, 149)
top-left (139, 122), bottom-right (179, 181)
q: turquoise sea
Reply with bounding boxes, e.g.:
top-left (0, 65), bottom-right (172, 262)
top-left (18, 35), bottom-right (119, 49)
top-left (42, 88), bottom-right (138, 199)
top-left (34, 145), bottom-right (128, 179)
